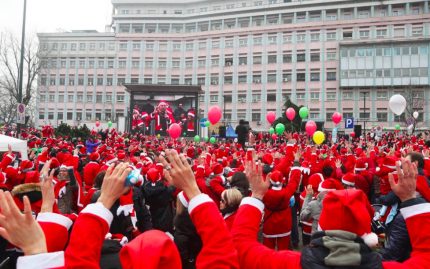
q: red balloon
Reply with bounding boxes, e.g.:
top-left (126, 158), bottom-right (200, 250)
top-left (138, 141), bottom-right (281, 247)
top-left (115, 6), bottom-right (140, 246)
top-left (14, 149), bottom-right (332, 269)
top-left (168, 123), bottom-right (182, 139)
top-left (286, 108), bottom-right (296, 121)
top-left (271, 134), bottom-right (277, 140)
top-left (266, 111), bottom-right (276, 124)
top-left (95, 121), bottom-right (100, 127)
top-left (332, 112), bottom-right (342, 125)
top-left (305, 121), bottom-right (317, 136)
top-left (350, 132), bottom-right (355, 138)
top-left (208, 106), bottom-right (222, 125)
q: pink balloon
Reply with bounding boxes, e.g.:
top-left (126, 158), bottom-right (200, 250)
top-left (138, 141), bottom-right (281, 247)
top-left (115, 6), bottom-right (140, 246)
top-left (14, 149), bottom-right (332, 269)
top-left (266, 111), bottom-right (276, 124)
top-left (271, 134), bottom-right (277, 140)
top-left (208, 106), bottom-right (222, 125)
top-left (95, 121), bottom-right (100, 127)
top-left (168, 123), bottom-right (182, 139)
top-left (350, 132), bottom-right (355, 138)
top-left (286, 108), bottom-right (296, 121)
top-left (305, 121), bottom-right (317, 136)
top-left (332, 112), bottom-right (342, 125)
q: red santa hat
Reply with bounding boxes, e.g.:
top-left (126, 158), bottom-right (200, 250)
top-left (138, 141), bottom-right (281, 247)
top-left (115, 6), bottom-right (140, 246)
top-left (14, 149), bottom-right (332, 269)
top-left (341, 173), bottom-right (356, 187)
top-left (262, 153), bottom-right (273, 166)
top-left (20, 160), bottom-right (34, 172)
top-left (187, 109), bottom-right (195, 118)
top-left (382, 156), bottom-right (398, 170)
top-left (158, 101), bottom-right (168, 107)
top-left (105, 154), bottom-right (118, 165)
top-left (119, 230), bottom-right (181, 268)
top-left (308, 173), bottom-right (324, 193)
top-left (49, 158), bottom-right (61, 169)
top-left (318, 178), bottom-right (340, 192)
top-left (118, 151), bottom-right (127, 161)
top-left (212, 163), bottom-right (224, 175)
top-left (319, 189), bottom-right (378, 247)
top-left (146, 168), bottom-right (161, 184)
top-left (354, 158), bottom-right (368, 172)
top-left (90, 152), bottom-right (100, 162)
top-left (269, 170), bottom-right (284, 190)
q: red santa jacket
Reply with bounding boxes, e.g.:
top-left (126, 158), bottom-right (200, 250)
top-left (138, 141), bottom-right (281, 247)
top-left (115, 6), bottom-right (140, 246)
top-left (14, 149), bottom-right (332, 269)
top-left (17, 194), bottom-right (240, 269)
top-left (231, 197), bottom-right (430, 269)
top-left (262, 167), bottom-right (301, 237)
top-left (151, 112), bottom-right (174, 131)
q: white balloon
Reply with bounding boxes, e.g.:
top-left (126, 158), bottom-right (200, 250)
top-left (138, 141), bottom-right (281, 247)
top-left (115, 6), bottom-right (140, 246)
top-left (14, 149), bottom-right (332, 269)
top-left (388, 94), bottom-right (407, 116)
top-left (413, 111), bottom-right (419, 119)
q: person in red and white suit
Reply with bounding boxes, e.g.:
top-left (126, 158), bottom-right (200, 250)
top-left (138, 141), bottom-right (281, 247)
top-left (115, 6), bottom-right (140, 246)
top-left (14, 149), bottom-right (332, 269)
top-left (262, 168), bottom-right (300, 250)
top-left (231, 158), bottom-right (430, 269)
top-left (150, 101), bottom-right (175, 136)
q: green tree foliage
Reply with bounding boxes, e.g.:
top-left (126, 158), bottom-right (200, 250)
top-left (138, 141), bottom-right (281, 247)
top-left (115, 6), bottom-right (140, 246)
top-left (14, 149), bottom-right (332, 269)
top-left (55, 123), bottom-right (91, 140)
top-left (272, 96), bottom-right (304, 132)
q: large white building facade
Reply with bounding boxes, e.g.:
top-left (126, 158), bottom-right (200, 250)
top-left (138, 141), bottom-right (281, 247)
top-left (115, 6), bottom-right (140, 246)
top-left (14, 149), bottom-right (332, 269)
top-left (37, 0), bottom-right (430, 131)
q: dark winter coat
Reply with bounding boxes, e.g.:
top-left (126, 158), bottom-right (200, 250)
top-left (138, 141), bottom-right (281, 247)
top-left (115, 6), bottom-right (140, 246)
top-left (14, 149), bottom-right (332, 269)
top-left (143, 181), bottom-right (175, 233)
top-left (301, 230), bottom-right (383, 269)
top-left (174, 211), bottom-right (202, 269)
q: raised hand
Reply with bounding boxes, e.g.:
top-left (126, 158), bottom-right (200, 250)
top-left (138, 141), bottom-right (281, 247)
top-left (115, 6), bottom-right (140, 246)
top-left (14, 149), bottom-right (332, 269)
top-left (305, 185), bottom-right (314, 197)
top-left (335, 159), bottom-right (342, 169)
top-left (98, 163), bottom-right (131, 209)
top-left (245, 160), bottom-right (269, 200)
top-left (40, 167), bottom-right (56, 213)
top-left (388, 159), bottom-right (417, 202)
top-left (0, 191), bottom-right (47, 255)
top-left (159, 149), bottom-right (200, 200)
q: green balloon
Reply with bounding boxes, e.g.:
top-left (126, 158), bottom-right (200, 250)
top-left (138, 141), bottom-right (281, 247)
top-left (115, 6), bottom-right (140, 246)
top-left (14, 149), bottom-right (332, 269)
top-left (299, 107), bottom-right (309, 119)
top-left (194, 135), bottom-right (200, 142)
top-left (275, 123), bottom-right (285, 135)
top-left (108, 121), bottom-right (112, 127)
top-left (204, 137), bottom-right (209, 142)
top-left (205, 121), bottom-right (210, 127)
top-left (269, 127), bottom-right (275, 134)
top-left (395, 124), bottom-right (401, 130)
top-left (210, 137), bottom-right (216, 144)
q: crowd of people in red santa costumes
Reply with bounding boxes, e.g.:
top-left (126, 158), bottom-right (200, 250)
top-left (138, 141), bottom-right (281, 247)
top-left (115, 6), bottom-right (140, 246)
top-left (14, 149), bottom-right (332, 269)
top-left (0, 124), bottom-right (430, 269)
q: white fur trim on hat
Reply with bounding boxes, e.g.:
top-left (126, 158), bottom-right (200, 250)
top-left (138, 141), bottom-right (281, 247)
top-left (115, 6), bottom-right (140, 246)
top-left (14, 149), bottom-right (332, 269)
top-left (341, 179), bottom-right (355, 186)
top-left (361, 232), bottom-right (378, 247)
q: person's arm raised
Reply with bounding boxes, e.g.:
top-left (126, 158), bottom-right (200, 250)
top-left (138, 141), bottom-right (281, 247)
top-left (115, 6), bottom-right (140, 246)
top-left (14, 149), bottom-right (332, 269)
top-left (65, 163), bottom-right (131, 268)
top-left (160, 150), bottom-right (239, 269)
top-left (231, 159), bottom-right (301, 269)
top-left (383, 159), bottom-right (430, 268)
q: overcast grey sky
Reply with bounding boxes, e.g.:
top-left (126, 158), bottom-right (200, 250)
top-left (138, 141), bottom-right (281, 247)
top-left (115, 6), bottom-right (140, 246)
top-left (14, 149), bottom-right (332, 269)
top-left (0, 0), bottom-right (113, 36)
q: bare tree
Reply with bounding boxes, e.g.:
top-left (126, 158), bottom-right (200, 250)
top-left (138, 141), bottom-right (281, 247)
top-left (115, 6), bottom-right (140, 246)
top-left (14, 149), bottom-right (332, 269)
top-left (0, 31), bottom-right (40, 125)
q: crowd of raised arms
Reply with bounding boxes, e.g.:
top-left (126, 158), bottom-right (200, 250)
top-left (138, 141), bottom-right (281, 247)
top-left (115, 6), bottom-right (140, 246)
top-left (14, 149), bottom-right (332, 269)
top-left (0, 125), bottom-right (429, 269)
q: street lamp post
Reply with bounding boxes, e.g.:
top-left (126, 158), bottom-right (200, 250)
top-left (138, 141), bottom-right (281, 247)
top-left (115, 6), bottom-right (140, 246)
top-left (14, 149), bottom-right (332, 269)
top-left (17, 0), bottom-right (27, 135)
top-left (363, 91), bottom-right (367, 141)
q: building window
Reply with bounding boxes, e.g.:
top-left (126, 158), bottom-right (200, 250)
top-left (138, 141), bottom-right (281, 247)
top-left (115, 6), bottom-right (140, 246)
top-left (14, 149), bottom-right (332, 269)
top-left (343, 31), bottom-right (353, 40)
top-left (326, 92), bottom-right (336, 101)
top-left (297, 53), bottom-right (306, 62)
top-left (377, 112), bottom-right (387, 122)
top-left (296, 73), bottom-right (306, 81)
top-left (310, 92), bottom-right (320, 100)
top-left (327, 72), bottom-right (336, 81)
top-left (326, 32), bottom-right (337, 40)
top-left (376, 29), bottom-right (387, 38)
top-left (310, 53), bottom-right (320, 62)
top-left (210, 95), bottom-right (219, 103)
top-left (252, 113), bottom-right (261, 121)
top-left (326, 52), bottom-right (337, 60)
top-left (310, 72), bottom-right (320, 81)
top-left (342, 92), bottom-right (353, 100)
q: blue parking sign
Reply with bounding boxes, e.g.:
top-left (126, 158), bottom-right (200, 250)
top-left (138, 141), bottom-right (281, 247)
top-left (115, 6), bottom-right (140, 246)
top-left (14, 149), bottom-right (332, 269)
top-left (345, 118), bottom-right (354, 129)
